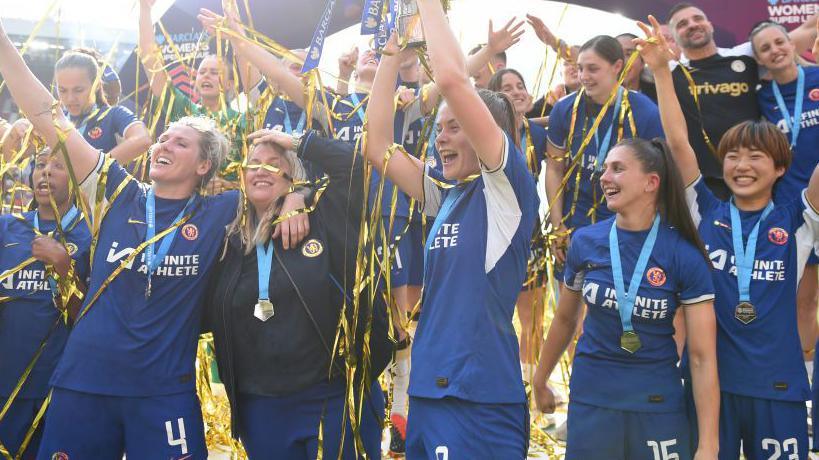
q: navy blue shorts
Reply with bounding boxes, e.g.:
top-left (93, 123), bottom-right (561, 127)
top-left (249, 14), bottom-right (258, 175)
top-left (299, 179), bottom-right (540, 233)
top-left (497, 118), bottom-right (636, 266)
top-left (406, 396), bottom-right (528, 459)
top-left (236, 380), bottom-right (383, 460)
top-left (565, 401), bottom-right (691, 460)
top-left (717, 392), bottom-right (807, 460)
top-left (378, 217), bottom-right (424, 289)
top-left (37, 388), bottom-right (206, 459)
top-left (687, 384), bottom-right (808, 460)
top-left (0, 397), bottom-right (44, 460)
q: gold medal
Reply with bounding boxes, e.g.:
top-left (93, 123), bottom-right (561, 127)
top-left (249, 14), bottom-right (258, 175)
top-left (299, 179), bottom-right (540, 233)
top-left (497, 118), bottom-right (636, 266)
top-left (254, 299), bottom-right (275, 322)
top-left (620, 331), bottom-right (642, 354)
top-left (735, 301), bottom-right (757, 324)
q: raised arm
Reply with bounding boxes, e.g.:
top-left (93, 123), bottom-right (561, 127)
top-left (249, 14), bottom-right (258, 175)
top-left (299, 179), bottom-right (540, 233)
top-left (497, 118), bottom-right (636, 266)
top-left (138, 0), bottom-right (170, 98)
top-left (206, 12), bottom-right (306, 109)
top-left (0, 21), bottom-right (98, 179)
top-left (198, 4), bottom-right (263, 92)
top-left (364, 34), bottom-right (425, 201)
top-left (789, 12), bottom-right (818, 55)
top-left (108, 122), bottom-right (152, 164)
top-left (419, 19), bottom-right (524, 115)
top-left (636, 16), bottom-right (699, 185)
top-left (527, 13), bottom-right (571, 60)
top-left (416, 0), bottom-right (505, 170)
top-left (336, 46), bottom-right (357, 97)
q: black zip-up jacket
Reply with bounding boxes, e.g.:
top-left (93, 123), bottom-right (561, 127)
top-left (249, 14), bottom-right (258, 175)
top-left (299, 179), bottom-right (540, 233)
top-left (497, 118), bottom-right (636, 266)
top-left (203, 132), bottom-right (392, 433)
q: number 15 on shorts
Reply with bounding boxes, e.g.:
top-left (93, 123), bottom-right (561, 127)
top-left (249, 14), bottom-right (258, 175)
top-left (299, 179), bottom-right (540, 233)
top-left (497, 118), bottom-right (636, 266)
top-left (647, 439), bottom-right (679, 460)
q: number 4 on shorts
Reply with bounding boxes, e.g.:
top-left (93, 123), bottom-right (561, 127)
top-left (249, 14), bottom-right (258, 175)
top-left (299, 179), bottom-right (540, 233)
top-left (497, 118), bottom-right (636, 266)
top-left (166, 417), bottom-right (189, 455)
top-left (647, 439), bottom-right (679, 460)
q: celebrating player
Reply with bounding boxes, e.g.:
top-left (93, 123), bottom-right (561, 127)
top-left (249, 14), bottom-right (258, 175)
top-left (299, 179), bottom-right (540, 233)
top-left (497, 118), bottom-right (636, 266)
top-left (646, 14), bottom-right (819, 458)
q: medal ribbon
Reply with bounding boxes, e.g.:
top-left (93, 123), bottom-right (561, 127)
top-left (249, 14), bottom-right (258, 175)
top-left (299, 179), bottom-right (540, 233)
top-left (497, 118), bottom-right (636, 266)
top-left (729, 200), bottom-right (774, 303)
top-left (283, 103), bottom-right (307, 135)
top-left (592, 86), bottom-right (624, 170)
top-left (256, 240), bottom-right (274, 301)
top-left (348, 92), bottom-right (368, 124)
top-left (772, 65), bottom-right (805, 149)
top-left (145, 189), bottom-right (196, 288)
top-left (609, 214), bottom-right (660, 337)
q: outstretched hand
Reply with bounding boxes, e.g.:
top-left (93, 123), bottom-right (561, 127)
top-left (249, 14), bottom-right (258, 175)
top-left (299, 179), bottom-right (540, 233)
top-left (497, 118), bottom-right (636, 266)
top-left (197, 8), bottom-right (223, 36)
top-left (526, 14), bottom-right (557, 49)
top-left (488, 17), bottom-right (525, 54)
top-left (634, 15), bottom-right (676, 72)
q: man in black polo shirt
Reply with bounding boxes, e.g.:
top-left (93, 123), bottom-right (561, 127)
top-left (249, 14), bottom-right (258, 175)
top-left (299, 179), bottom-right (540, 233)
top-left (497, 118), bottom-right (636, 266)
top-left (667, 2), bottom-right (817, 198)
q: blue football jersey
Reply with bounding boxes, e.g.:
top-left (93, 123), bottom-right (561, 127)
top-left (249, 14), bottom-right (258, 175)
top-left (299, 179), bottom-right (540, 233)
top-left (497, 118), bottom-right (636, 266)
top-left (68, 105), bottom-right (140, 155)
top-left (758, 66), bottom-right (819, 204)
top-left (315, 92), bottom-right (369, 143)
top-left (0, 212), bottom-right (91, 398)
top-left (408, 134), bottom-right (539, 404)
top-left (564, 217), bottom-right (714, 412)
top-left (686, 177), bottom-right (819, 401)
top-left (368, 93), bottom-right (426, 219)
top-left (50, 156), bottom-right (240, 396)
top-left (263, 96), bottom-right (309, 134)
top-left (548, 90), bottom-right (664, 230)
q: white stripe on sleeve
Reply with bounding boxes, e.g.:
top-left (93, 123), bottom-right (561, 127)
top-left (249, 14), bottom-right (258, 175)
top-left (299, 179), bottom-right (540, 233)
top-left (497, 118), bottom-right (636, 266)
top-left (482, 135), bottom-right (522, 273)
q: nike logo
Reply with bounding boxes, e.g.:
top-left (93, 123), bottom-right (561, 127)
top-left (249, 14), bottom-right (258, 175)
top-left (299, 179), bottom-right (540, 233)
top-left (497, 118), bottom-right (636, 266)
top-left (128, 218), bottom-right (146, 225)
top-left (713, 220), bottom-right (731, 231)
top-left (3, 243), bottom-right (19, 248)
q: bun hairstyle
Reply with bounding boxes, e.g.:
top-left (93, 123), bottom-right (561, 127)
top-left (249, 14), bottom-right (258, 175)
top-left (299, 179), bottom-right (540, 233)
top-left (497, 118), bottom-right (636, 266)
top-left (54, 50), bottom-right (108, 107)
top-left (615, 137), bottom-right (710, 263)
top-left (476, 88), bottom-right (521, 149)
top-left (579, 35), bottom-right (625, 66)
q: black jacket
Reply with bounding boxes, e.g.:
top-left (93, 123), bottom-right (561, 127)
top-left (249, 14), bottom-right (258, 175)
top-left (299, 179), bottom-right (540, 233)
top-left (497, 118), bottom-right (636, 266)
top-left (204, 132), bottom-right (392, 433)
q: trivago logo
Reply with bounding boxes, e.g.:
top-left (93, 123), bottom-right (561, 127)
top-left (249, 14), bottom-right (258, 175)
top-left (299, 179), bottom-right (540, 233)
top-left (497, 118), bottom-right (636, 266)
top-left (768, 0), bottom-right (819, 25)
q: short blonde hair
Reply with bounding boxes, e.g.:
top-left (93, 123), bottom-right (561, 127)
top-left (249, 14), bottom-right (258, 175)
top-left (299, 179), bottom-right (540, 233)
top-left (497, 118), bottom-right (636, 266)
top-left (165, 116), bottom-right (229, 187)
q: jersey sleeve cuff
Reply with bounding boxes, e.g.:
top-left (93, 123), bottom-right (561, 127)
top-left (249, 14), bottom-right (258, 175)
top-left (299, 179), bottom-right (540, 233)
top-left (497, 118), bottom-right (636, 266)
top-left (121, 119), bottom-right (144, 136)
top-left (802, 189), bottom-right (819, 218)
top-left (480, 133), bottom-right (509, 175)
top-left (680, 293), bottom-right (715, 306)
top-left (685, 174), bottom-right (703, 190)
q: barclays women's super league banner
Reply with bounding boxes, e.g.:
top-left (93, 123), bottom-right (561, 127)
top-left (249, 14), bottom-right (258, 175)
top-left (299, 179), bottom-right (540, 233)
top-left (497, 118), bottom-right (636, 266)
top-left (574, 0), bottom-right (818, 44)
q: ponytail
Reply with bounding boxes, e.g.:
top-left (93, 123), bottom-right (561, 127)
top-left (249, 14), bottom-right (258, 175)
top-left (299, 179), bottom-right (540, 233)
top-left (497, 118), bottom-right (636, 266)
top-left (616, 137), bottom-right (709, 264)
top-left (476, 88), bottom-right (520, 148)
top-left (55, 50), bottom-right (108, 108)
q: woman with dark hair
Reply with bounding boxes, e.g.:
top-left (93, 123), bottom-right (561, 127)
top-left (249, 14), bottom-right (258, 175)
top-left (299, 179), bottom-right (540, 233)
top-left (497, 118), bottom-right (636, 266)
top-left (488, 68), bottom-right (550, 385)
top-left (0, 15), bottom-right (308, 458)
top-left (0, 148), bottom-right (91, 459)
top-left (364, 6), bottom-right (539, 454)
top-left (750, 23), bottom-right (819, 439)
top-left (54, 50), bottom-right (151, 164)
top-left (532, 137), bottom-right (719, 458)
top-left (545, 34), bottom-right (664, 268)
top-left (645, 14), bottom-right (819, 459)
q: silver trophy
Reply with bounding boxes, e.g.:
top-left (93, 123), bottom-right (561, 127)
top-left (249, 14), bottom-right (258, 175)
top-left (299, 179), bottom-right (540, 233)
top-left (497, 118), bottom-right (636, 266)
top-left (396, 0), bottom-right (425, 48)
